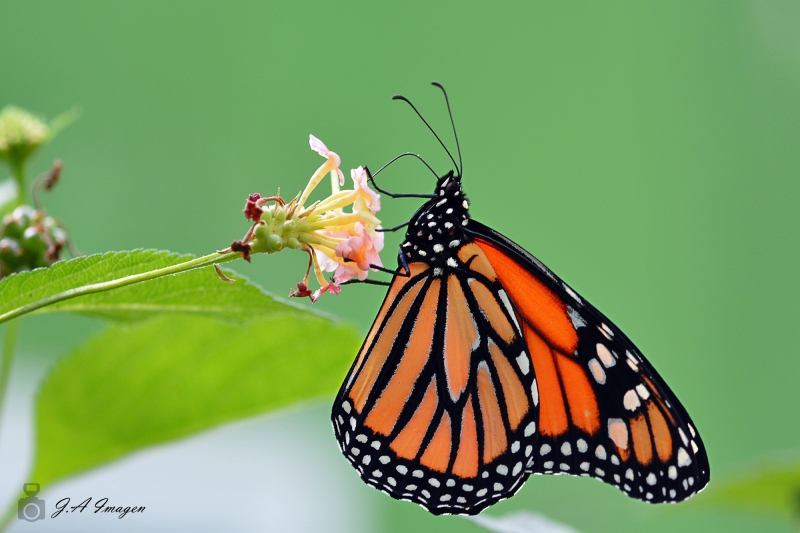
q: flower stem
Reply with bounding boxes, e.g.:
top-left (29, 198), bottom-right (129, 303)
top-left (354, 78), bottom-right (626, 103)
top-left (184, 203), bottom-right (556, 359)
top-left (11, 161), bottom-right (24, 207)
top-left (0, 319), bottom-right (18, 441)
top-left (0, 251), bottom-right (241, 326)
top-left (0, 499), bottom-right (15, 533)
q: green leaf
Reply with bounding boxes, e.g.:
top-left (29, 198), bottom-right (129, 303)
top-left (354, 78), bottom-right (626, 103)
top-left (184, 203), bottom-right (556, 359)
top-left (0, 250), bottom-right (310, 323)
top-left (31, 313), bottom-right (360, 489)
top-left (699, 452), bottom-right (800, 518)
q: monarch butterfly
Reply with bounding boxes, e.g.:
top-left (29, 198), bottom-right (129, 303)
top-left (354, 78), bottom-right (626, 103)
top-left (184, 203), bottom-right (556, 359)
top-left (331, 83), bottom-right (710, 515)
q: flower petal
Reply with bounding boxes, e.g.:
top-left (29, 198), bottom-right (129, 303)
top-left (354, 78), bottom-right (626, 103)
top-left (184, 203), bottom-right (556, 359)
top-left (351, 166), bottom-right (381, 214)
top-left (309, 134), bottom-right (329, 157)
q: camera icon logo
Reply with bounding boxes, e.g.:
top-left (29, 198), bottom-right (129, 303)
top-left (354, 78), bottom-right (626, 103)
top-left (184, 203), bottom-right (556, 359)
top-left (18, 483), bottom-right (45, 522)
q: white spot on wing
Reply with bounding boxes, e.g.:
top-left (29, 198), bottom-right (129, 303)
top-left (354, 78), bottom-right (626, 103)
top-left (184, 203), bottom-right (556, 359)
top-left (623, 390), bottom-right (641, 411)
top-left (596, 344), bottom-right (615, 367)
top-left (567, 306), bottom-right (587, 329)
top-left (516, 353), bottom-right (530, 375)
top-left (561, 442), bottom-right (572, 456)
top-left (524, 421), bottom-right (536, 437)
top-left (636, 384), bottom-right (650, 400)
top-left (588, 358), bottom-right (606, 384)
top-left (498, 290), bottom-right (521, 330)
top-left (433, 244), bottom-right (444, 253)
top-left (447, 257), bottom-right (458, 268)
top-left (531, 379), bottom-right (539, 406)
top-left (564, 284), bottom-right (582, 303)
top-left (595, 445), bottom-right (607, 460)
top-left (677, 447), bottom-right (692, 467)
top-left (608, 418), bottom-right (629, 450)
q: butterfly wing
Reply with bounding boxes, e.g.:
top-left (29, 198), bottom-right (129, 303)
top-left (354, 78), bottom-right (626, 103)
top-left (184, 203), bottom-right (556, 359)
top-left (332, 258), bottom-right (542, 515)
top-left (465, 220), bottom-right (710, 503)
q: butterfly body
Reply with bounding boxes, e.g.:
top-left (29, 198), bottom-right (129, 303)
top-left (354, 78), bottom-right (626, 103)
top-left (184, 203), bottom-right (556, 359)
top-left (332, 96), bottom-right (709, 516)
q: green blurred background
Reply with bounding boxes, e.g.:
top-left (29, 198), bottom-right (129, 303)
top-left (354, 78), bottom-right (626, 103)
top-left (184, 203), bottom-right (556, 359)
top-left (1, 1), bottom-right (799, 531)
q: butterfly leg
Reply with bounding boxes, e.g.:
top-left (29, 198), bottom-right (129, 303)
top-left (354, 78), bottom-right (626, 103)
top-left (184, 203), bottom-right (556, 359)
top-left (376, 221), bottom-right (410, 233)
top-left (339, 249), bottom-right (411, 287)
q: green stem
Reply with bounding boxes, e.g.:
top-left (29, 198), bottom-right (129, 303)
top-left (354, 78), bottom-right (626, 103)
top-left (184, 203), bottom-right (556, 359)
top-left (0, 318), bottom-right (18, 437)
top-left (0, 321), bottom-right (17, 533)
top-left (11, 160), bottom-right (24, 206)
top-left (0, 251), bottom-right (241, 326)
top-left (0, 499), bottom-right (15, 533)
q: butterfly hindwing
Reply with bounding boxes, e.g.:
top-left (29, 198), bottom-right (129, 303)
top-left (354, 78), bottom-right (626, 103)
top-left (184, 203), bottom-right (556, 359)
top-left (467, 221), bottom-right (710, 503)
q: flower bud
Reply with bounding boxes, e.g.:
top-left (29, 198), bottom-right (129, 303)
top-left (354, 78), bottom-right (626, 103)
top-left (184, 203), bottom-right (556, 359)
top-left (0, 106), bottom-right (78, 170)
top-left (0, 107), bottom-right (49, 167)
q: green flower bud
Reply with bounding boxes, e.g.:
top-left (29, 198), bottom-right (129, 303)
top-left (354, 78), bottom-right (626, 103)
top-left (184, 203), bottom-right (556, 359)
top-left (266, 233), bottom-right (284, 252)
top-left (3, 205), bottom-right (36, 238)
top-left (0, 237), bottom-right (23, 270)
top-left (0, 106), bottom-right (78, 171)
top-left (0, 107), bottom-right (48, 166)
top-left (21, 226), bottom-right (47, 257)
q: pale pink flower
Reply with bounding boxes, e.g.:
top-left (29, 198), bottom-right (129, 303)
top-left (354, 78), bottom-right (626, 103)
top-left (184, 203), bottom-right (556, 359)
top-left (335, 222), bottom-right (384, 278)
top-left (309, 134), bottom-right (345, 185)
top-left (242, 135), bottom-right (384, 302)
top-left (351, 166), bottom-right (381, 214)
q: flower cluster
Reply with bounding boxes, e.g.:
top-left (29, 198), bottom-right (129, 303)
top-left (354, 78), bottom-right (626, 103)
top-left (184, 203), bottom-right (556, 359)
top-left (0, 106), bottom-right (77, 171)
top-left (0, 161), bottom-right (75, 278)
top-left (227, 136), bottom-right (384, 301)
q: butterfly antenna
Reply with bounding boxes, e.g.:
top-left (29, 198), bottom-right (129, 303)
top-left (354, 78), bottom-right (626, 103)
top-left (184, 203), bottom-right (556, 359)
top-left (392, 93), bottom-right (460, 176)
top-left (371, 152), bottom-right (439, 180)
top-left (431, 81), bottom-right (462, 177)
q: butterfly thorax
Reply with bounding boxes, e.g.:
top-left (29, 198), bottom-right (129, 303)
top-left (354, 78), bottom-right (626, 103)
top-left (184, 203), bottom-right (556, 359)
top-left (401, 171), bottom-right (471, 266)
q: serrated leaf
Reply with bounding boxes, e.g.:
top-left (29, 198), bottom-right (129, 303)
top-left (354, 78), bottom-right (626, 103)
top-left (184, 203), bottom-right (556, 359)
top-left (0, 250), bottom-right (310, 323)
top-left (698, 452), bottom-right (800, 518)
top-left (31, 313), bottom-right (360, 489)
